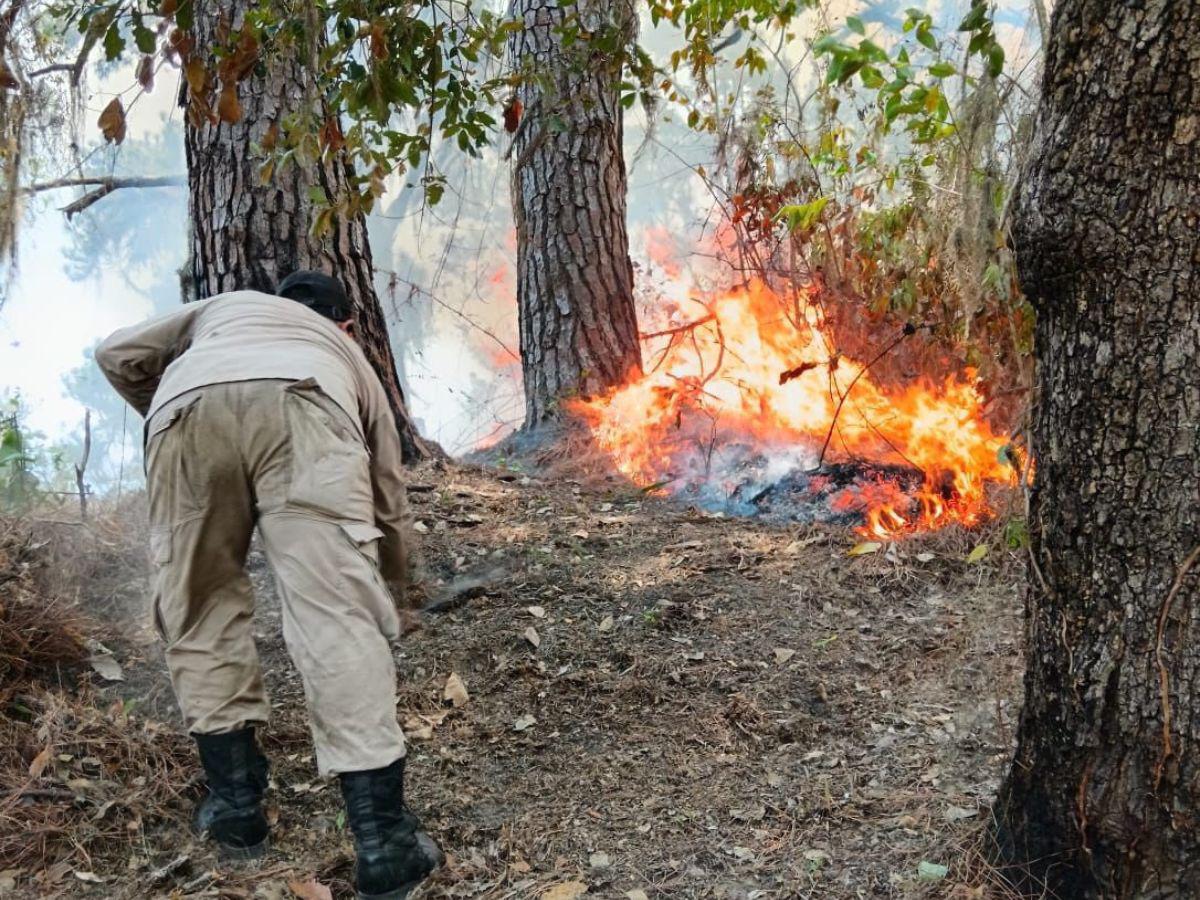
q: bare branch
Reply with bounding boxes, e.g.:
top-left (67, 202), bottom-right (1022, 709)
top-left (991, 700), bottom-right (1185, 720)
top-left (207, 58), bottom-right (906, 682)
top-left (24, 62), bottom-right (72, 78)
top-left (377, 269), bottom-right (521, 365)
top-left (26, 174), bottom-right (186, 193)
top-left (23, 175), bottom-right (186, 218)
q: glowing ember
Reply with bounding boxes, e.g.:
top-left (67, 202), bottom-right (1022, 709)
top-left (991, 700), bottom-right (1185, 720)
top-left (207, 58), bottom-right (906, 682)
top-left (573, 279), bottom-right (1017, 536)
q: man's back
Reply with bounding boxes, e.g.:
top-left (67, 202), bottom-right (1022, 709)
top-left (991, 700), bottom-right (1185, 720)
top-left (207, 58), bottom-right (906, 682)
top-left (96, 290), bottom-right (375, 431)
top-left (95, 285), bottom-right (409, 593)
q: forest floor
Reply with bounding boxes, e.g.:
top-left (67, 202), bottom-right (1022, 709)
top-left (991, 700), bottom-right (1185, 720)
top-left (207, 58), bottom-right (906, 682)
top-left (1, 459), bottom-right (1026, 900)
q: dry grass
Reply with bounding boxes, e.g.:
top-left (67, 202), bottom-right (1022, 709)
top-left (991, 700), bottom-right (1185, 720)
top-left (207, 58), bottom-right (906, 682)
top-left (0, 519), bottom-right (89, 690)
top-left (0, 505), bottom-right (194, 888)
top-left (0, 688), bottom-right (194, 877)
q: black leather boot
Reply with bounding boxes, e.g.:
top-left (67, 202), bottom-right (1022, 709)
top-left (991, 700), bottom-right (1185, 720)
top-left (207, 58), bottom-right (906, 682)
top-left (339, 758), bottom-right (443, 899)
top-left (192, 728), bottom-right (270, 860)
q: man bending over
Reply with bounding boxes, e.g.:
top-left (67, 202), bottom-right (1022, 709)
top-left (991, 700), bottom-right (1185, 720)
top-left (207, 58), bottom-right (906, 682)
top-left (96, 271), bottom-right (441, 900)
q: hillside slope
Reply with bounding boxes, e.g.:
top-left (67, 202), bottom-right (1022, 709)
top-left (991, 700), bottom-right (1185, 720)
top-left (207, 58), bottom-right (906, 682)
top-left (0, 463), bottom-right (1023, 899)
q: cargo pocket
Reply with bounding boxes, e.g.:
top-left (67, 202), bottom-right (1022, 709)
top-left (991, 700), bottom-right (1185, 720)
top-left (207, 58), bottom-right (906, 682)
top-left (145, 396), bottom-right (203, 520)
top-left (338, 520), bottom-right (385, 566)
top-left (148, 527), bottom-right (172, 642)
top-left (284, 381), bottom-right (374, 522)
top-left (338, 520), bottom-right (401, 640)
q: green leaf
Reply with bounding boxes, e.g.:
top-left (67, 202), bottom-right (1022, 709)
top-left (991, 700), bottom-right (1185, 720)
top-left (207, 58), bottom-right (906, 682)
top-left (102, 24), bottom-right (125, 61)
top-left (858, 39), bottom-right (886, 61)
top-left (777, 196), bottom-right (831, 231)
top-left (837, 58), bottom-right (864, 84)
top-left (916, 23), bottom-right (937, 51)
top-left (958, 3), bottom-right (988, 32)
top-left (132, 13), bottom-right (156, 54)
top-left (987, 42), bottom-right (1005, 77)
top-left (811, 33), bottom-right (843, 55)
top-left (860, 66), bottom-right (884, 89)
top-left (175, 0), bottom-right (194, 31)
top-left (825, 55), bottom-right (845, 84)
top-left (928, 61), bottom-right (955, 78)
top-left (846, 15), bottom-right (865, 35)
top-left (1004, 518), bottom-right (1030, 550)
top-left (424, 181), bottom-right (444, 205)
top-left (966, 544), bottom-right (989, 564)
top-left (968, 31), bottom-right (991, 54)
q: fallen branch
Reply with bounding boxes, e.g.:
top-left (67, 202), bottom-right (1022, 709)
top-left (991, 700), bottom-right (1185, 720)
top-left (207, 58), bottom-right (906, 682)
top-left (147, 854), bottom-right (191, 886)
top-left (18, 787), bottom-right (77, 801)
top-left (180, 871), bottom-right (213, 893)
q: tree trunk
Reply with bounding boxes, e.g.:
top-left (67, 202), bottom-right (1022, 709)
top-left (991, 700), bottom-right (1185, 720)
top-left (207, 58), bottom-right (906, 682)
top-left (994, 2), bottom-right (1200, 896)
top-left (183, 1), bottom-right (431, 461)
top-left (506, 0), bottom-right (643, 427)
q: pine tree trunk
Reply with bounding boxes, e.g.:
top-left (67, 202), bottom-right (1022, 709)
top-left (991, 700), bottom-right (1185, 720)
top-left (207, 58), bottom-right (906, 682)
top-left (507, 0), bottom-right (643, 427)
top-left (994, 2), bottom-right (1200, 896)
top-left (183, 0), bottom-right (430, 461)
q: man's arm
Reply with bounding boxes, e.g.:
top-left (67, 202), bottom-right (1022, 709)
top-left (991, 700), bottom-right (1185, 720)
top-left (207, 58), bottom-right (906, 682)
top-left (95, 303), bottom-right (206, 416)
top-left (361, 376), bottom-right (412, 600)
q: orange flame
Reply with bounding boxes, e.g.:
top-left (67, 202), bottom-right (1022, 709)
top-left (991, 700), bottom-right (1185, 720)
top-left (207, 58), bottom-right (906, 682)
top-left (573, 279), bottom-right (1016, 535)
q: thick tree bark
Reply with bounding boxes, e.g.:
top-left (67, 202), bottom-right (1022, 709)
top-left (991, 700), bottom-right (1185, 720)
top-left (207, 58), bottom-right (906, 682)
top-left (507, 0), bottom-right (643, 427)
top-left (993, 2), bottom-right (1200, 896)
top-left (183, 1), bottom-right (430, 461)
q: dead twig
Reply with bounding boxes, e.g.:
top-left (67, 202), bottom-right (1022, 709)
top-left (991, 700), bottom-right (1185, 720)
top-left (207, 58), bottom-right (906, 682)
top-left (74, 409), bottom-right (90, 522)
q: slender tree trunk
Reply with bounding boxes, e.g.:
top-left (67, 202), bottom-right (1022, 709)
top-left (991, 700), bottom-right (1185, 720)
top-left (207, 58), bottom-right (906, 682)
top-left (994, 2), bottom-right (1200, 896)
top-left (506, 0), bottom-right (643, 427)
top-left (183, 0), bottom-right (430, 461)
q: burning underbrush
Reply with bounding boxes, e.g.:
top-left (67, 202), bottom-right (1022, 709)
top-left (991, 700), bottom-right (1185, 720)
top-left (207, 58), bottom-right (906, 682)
top-left (574, 278), bottom-right (1024, 537)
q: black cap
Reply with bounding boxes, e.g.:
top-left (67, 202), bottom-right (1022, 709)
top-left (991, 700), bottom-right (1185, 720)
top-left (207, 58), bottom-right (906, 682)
top-left (277, 270), bottom-right (353, 322)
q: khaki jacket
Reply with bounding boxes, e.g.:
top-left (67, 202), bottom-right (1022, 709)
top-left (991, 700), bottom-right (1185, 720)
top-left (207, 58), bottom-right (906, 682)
top-left (95, 290), bottom-right (410, 588)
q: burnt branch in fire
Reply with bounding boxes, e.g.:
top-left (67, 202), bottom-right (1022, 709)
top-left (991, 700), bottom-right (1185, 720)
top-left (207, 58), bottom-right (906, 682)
top-left (815, 324), bottom-right (924, 470)
top-left (779, 360), bottom-right (820, 385)
top-left (639, 314), bottom-right (715, 341)
top-left (692, 300), bottom-right (724, 388)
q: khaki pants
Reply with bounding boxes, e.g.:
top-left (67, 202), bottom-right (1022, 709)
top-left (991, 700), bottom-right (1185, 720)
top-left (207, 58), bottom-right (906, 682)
top-left (146, 379), bottom-right (406, 775)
